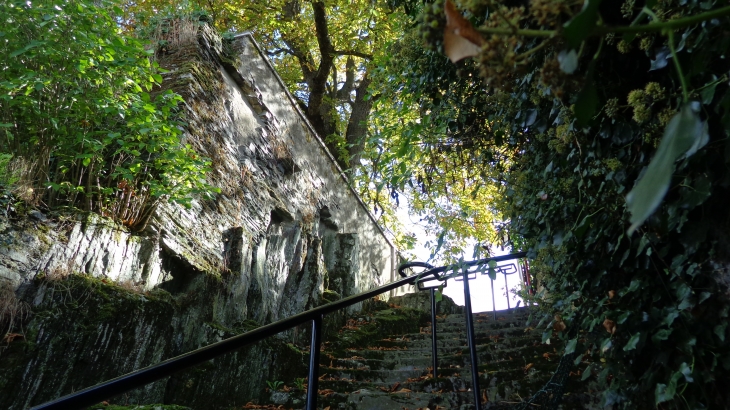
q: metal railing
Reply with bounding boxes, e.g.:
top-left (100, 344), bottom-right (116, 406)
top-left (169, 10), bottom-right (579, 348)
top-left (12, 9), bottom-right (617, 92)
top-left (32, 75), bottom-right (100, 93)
top-left (453, 256), bottom-right (532, 319)
top-left (32, 252), bottom-right (527, 410)
top-left (401, 251), bottom-right (527, 410)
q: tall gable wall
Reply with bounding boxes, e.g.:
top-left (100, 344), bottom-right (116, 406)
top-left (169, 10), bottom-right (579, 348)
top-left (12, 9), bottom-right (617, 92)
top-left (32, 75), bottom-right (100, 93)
top-left (0, 24), bottom-right (395, 409)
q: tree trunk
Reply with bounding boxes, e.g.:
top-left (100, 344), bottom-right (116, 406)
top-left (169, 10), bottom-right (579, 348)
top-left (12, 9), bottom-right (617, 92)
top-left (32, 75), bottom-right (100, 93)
top-left (345, 74), bottom-right (374, 170)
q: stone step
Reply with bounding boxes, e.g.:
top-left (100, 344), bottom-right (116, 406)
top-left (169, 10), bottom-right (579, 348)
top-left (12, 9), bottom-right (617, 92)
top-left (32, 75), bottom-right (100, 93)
top-left (317, 388), bottom-right (476, 410)
top-left (438, 311), bottom-right (531, 323)
top-left (318, 342), bottom-right (560, 378)
top-left (326, 343), bottom-right (557, 374)
top-left (370, 333), bottom-right (541, 350)
top-left (259, 306), bottom-right (579, 410)
top-left (318, 353), bottom-right (560, 388)
top-left (340, 338), bottom-right (552, 362)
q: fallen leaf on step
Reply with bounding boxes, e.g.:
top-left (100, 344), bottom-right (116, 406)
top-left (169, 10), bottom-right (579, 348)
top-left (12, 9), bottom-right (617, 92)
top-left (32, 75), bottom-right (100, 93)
top-left (443, 0), bottom-right (484, 63)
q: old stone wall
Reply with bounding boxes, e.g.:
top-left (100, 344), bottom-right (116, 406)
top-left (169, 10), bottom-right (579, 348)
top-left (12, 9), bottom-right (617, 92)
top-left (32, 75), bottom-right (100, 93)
top-left (0, 24), bottom-right (395, 409)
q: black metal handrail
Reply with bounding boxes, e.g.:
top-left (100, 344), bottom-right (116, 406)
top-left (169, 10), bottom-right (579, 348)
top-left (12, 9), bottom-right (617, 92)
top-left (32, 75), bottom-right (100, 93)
top-left (403, 252), bottom-right (528, 410)
top-left (32, 251), bottom-right (527, 410)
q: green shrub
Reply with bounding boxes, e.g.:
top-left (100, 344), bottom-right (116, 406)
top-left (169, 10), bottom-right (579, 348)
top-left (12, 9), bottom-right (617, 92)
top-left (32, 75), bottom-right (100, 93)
top-left (0, 154), bottom-right (15, 187)
top-left (0, 0), bottom-right (217, 227)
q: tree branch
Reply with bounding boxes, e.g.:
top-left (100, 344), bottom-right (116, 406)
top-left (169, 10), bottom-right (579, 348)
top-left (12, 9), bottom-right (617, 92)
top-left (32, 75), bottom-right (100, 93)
top-left (332, 50), bottom-right (374, 60)
top-left (266, 47), bottom-right (296, 57)
top-left (305, 1), bottom-right (337, 139)
top-left (336, 56), bottom-right (356, 102)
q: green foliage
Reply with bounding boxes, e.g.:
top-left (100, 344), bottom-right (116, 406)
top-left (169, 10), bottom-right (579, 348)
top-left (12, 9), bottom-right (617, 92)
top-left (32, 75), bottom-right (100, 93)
top-left (361, 26), bottom-right (504, 261)
top-left (371, 0), bottom-right (730, 407)
top-left (0, 0), bottom-right (216, 227)
top-left (0, 154), bottom-right (17, 187)
top-left (265, 380), bottom-right (283, 391)
top-left (626, 104), bottom-right (708, 233)
top-left (324, 133), bottom-right (350, 167)
top-left (293, 377), bottom-right (306, 391)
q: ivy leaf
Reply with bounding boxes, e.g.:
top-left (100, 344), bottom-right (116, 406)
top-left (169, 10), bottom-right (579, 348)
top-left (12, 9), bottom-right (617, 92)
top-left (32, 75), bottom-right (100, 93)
top-left (574, 353), bottom-right (584, 365)
top-left (656, 370), bottom-right (684, 405)
top-left (627, 279), bottom-right (642, 293)
top-left (679, 362), bottom-right (693, 383)
top-left (652, 328), bottom-right (672, 344)
top-left (649, 47), bottom-right (671, 71)
top-left (655, 382), bottom-right (676, 405)
top-left (542, 330), bottom-right (551, 345)
top-left (574, 214), bottom-right (592, 239)
top-left (435, 285), bottom-right (444, 303)
top-left (581, 364), bottom-right (592, 381)
top-left (565, 338), bottom-right (578, 354)
top-left (563, 0), bottom-right (603, 49)
top-left (701, 82), bottom-right (717, 105)
top-left (626, 104), bottom-right (708, 234)
top-left (600, 337), bottom-right (612, 353)
top-left (623, 332), bottom-right (641, 351)
top-left (715, 323), bottom-right (727, 342)
top-left (661, 309), bottom-right (679, 327)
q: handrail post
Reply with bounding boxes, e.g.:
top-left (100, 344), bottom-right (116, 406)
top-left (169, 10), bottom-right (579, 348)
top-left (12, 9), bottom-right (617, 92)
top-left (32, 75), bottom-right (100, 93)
top-left (504, 273), bottom-right (510, 311)
top-left (462, 268), bottom-right (482, 410)
top-left (490, 277), bottom-right (497, 320)
top-left (430, 288), bottom-right (438, 379)
top-left (306, 314), bottom-right (323, 410)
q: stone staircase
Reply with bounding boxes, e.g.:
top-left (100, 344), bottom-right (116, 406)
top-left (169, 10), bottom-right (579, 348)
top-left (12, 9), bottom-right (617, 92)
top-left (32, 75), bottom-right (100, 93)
top-left (260, 302), bottom-right (591, 410)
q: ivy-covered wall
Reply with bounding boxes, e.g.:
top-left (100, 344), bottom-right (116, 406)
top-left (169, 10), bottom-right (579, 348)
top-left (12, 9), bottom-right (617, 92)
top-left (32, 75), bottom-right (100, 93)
top-left (0, 23), bottom-right (395, 409)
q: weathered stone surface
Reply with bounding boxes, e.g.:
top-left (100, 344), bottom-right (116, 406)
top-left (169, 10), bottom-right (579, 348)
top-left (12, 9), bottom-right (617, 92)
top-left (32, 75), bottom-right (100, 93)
top-left (0, 24), bottom-right (396, 409)
top-left (278, 304), bottom-right (600, 410)
top-left (390, 291), bottom-right (464, 315)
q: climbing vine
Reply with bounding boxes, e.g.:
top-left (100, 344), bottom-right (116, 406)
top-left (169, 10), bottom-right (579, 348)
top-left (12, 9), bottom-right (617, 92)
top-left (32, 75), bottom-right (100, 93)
top-left (369, 0), bottom-right (730, 407)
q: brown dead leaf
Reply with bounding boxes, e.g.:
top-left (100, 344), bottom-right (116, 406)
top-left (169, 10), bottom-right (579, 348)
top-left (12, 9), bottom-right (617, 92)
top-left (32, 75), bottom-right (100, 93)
top-left (603, 318), bottom-right (616, 335)
top-left (553, 319), bottom-right (566, 332)
top-left (443, 0), bottom-right (484, 63)
top-left (608, 290), bottom-right (616, 299)
top-left (3, 333), bottom-right (24, 343)
top-left (524, 363), bottom-right (534, 373)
